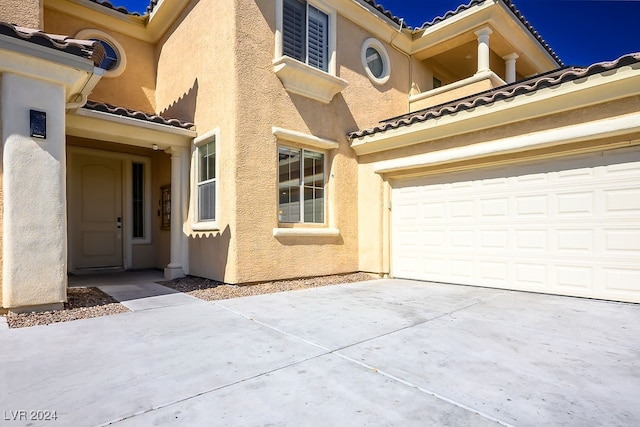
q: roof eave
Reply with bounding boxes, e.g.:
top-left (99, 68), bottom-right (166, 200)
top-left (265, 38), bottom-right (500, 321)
top-left (351, 61), bottom-right (640, 156)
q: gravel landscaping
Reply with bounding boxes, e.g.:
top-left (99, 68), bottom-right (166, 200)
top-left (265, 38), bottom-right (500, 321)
top-left (2, 287), bottom-right (129, 329)
top-left (160, 272), bottom-right (375, 301)
top-left (1, 272), bottom-right (374, 329)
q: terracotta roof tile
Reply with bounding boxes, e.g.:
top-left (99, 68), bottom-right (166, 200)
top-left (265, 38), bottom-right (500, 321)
top-left (349, 52), bottom-right (640, 139)
top-left (87, 0), bottom-right (144, 16)
top-left (0, 21), bottom-right (106, 67)
top-left (84, 100), bottom-right (195, 130)
top-left (361, 1), bottom-right (406, 27)
top-left (416, 0), bottom-right (484, 29)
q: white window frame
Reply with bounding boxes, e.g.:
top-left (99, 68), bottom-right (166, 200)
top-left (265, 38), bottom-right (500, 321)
top-left (75, 29), bottom-right (127, 77)
top-left (272, 127), bottom-right (340, 237)
top-left (361, 38), bottom-right (391, 85)
top-left (275, 0), bottom-right (337, 75)
top-left (278, 146), bottom-right (327, 224)
top-left (191, 128), bottom-right (219, 231)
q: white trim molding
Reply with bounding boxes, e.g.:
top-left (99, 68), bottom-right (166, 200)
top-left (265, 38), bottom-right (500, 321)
top-left (273, 56), bottom-right (348, 104)
top-left (273, 227), bottom-right (340, 237)
top-left (361, 38), bottom-right (391, 85)
top-left (374, 112), bottom-right (640, 174)
top-left (189, 127), bottom-right (220, 232)
top-left (272, 126), bottom-right (339, 150)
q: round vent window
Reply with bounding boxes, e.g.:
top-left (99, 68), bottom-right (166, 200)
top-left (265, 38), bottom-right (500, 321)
top-left (91, 39), bottom-right (119, 71)
top-left (75, 29), bottom-right (127, 78)
top-left (361, 38), bottom-right (390, 85)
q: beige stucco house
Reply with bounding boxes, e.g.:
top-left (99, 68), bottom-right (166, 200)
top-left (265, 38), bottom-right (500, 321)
top-left (0, 0), bottom-right (638, 313)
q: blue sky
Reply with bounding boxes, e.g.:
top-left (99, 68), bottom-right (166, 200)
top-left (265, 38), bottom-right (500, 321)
top-left (114, 0), bottom-right (639, 66)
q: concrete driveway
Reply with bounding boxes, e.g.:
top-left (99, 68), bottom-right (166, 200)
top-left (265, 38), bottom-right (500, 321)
top-left (1, 276), bottom-right (639, 426)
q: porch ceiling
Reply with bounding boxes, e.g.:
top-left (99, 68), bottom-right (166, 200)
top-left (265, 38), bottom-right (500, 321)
top-left (66, 108), bottom-right (196, 150)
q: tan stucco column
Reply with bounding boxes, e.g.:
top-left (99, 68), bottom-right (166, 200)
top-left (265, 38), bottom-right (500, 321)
top-left (503, 53), bottom-right (519, 83)
top-left (164, 147), bottom-right (187, 279)
top-left (1, 72), bottom-right (67, 312)
top-left (474, 26), bottom-right (493, 73)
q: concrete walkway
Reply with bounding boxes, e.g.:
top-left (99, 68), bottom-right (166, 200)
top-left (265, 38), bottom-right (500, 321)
top-left (1, 275), bottom-right (639, 426)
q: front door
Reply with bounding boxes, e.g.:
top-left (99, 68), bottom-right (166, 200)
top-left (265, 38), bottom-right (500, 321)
top-left (69, 152), bottom-right (123, 270)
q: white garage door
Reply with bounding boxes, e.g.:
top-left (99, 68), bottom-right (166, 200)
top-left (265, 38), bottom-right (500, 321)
top-left (392, 147), bottom-right (640, 303)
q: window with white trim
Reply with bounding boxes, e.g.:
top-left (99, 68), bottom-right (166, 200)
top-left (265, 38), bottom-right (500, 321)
top-left (278, 146), bottom-right (325, 223)
top-left (197, 140), bottom-right (216, 222)
top-left (283, 0), bottom-right (329, 72)
top-left (361, 38), bottom-right (391, 85)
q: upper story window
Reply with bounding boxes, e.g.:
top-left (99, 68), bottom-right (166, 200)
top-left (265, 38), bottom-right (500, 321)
top-left (283, 0), bottom-right (329, 72)
top-left (91, 39), bottom-right (119, 71)
top-left (361, 38), bottom-right (391, 85)
top-left (273, 0), bottom-right (346, 103)
top-left (76, 29), bottom-right (127, 78)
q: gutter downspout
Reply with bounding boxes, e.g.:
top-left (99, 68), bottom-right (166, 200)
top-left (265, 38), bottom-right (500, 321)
top-left (65, 67), bottom-right (105, 110)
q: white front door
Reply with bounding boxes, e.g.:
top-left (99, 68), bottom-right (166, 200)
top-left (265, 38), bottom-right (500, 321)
top-left (69, 152), bottom-right (123, 270)
top-left (391, 147), bottom-right (640, 303)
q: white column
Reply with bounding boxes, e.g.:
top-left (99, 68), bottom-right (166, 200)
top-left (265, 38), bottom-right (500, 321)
top-left (164, 147), bottom-right (186, 279)
top-left (503, 53), bottom-right (519, 83)
top-left (474, 26), bottom-right (493, 73)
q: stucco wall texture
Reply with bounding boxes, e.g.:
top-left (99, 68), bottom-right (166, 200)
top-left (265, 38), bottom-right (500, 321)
top-left (228, 0), bottom-right (411, 282)
top-left (156, 0), bottom-right (240, 282)
top-left (0, 0), bottom-right (42, 29)
top-left (43, 7), bottom-right (157, 114)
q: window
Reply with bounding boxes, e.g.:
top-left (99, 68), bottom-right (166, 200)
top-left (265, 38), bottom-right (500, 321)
top-left (278, 147), bottom-right (324, 223)
top-left (91, 39), bottom-right (119, 71)
top-left (283, 0), bottom-right (329, 72)
top-left (75, 29), bottom-right (126, 77)
top-left (132, 163), bottom-right (144, 238)
top-left (433, 77), bottom-right (442, 89)
top-left (197, 140), bottom-right (216, 221)
top-left (361, 38), bottom-right (390, 85)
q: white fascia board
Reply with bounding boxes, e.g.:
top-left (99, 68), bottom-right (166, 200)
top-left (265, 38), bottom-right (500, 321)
top-left (273, 127), bottom-right (339, 150)
top-left (146, 0), bottom-right (191, 41)
top-left (0, 35), bottom-right (95, 72)
top-left (353, 64), bottom-right (640, 156)
top-left (45, 0), bottom-right (151, 41)
top-left (374, 111), bottom-right (640, 174)
top-left (68, 109), bottom-right (195, 149)
top-left (0, 45), bottom-right (94, 101)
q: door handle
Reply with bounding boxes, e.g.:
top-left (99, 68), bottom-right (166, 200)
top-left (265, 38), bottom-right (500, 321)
top-left (116, 217), bottom-right (122, 229)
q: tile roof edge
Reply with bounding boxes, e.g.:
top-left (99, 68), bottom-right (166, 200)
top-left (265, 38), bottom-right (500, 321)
top-left (360, 1), bottom-right (407, 28)
top-left (414, 0), bottom-right (485, 30)
top-left (83, 100), bottom-right (195, 130)
top-left (87, 0), bottom-right (146, 16)
top-left (0, 21), bottom-right (106, 67)
top-left (500, 0), bottom-right (563, 67)
top-left (348, 52), bottom-right (640, 139)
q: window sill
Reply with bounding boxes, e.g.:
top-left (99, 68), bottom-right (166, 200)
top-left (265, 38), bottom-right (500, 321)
top-left (192, 221), bottom-right (220, 232)
top-left (273, 227), bottom-right (340, 238)
top-left (273, 56), bottom-right (348, 104)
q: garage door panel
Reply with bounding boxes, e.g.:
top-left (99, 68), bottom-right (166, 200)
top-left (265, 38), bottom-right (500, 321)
top-left (392, 147), bottom-right (640, 303)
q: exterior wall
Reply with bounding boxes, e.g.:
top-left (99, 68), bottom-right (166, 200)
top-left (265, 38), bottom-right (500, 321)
top-left (356, 95), bottom-right (640, 274)
top-left (409, 78), bottom-right (494, 112)
top-left (0, 73), bottom-right (3, 307)
top-left (227, 0), bottom-right (410, 283)
top-left (0, 0), bottom-right (42, 29)
top-left (42, 7), bottom-right (157, 113)
top-left (2, 73), bottom-right (67, 311)
top-left (155, 0), bottom-right (240, 282)
top-left (152, 151), bottom-right (171, 269)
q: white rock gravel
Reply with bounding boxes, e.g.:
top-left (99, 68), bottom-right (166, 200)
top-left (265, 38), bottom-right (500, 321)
top-left (159, 272), bottom-right (374, 301)
top-left (0, 273), bottom-right (375, 328)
